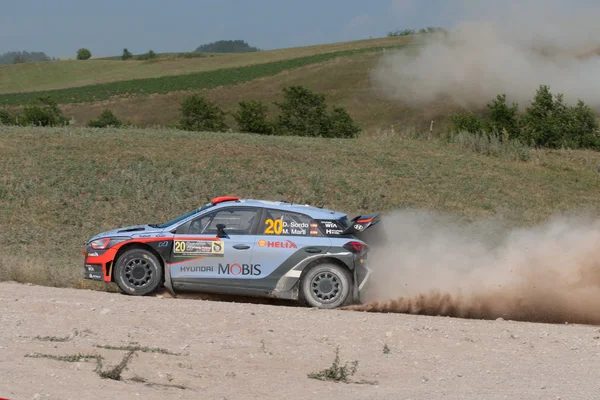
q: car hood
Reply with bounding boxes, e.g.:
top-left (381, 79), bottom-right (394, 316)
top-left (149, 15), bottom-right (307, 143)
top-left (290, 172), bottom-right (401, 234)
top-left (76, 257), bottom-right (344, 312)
top-left (87, 224), bottom-right (166, 243)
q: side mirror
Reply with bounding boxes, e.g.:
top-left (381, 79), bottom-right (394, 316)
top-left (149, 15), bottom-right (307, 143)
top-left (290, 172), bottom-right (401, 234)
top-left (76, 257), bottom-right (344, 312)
top-left (216, 224), bottom-right (227, 238)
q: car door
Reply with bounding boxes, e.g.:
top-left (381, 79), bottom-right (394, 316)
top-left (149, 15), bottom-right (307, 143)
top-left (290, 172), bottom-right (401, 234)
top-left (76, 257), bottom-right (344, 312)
top-left (168, 206), bottom-right (261, 288)
top-left (250, 208), bottom-right (332, 290)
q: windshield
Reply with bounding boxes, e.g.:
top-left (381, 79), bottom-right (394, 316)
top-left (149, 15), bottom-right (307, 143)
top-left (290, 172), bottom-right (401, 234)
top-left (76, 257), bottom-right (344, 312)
top-left (151, 203), bottom-right (213, 229)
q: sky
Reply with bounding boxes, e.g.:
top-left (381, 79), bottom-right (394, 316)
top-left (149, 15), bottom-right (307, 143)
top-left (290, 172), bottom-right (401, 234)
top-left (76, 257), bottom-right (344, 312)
top-left (0, 0), bottom-right (454, 57)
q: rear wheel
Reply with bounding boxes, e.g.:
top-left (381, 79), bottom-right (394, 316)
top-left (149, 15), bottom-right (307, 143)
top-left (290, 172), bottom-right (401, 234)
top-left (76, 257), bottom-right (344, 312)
top-left (114, 248), bottom-right (163, 296)
top-left (300, 262), bottom-right (352, 309)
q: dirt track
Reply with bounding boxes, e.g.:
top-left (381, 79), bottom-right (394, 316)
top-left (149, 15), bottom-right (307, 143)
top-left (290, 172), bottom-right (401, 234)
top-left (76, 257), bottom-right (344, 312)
top-left (1, 282), bottom-right (600, 400)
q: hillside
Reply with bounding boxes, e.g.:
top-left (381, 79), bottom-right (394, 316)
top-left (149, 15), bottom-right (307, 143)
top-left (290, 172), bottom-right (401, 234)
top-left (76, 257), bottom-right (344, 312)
top-left (60, 50), bottom-right (450, 132)
top-left (0, 36), bottom-right (415, 94)
top-left (2, 126), bottom-right (600, 290)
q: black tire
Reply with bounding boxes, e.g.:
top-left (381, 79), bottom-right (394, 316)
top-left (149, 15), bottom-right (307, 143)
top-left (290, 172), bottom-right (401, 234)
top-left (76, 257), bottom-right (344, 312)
top-left (300, 262), bottom-right (352, 309)
top-left (114, 248), bottom-right (163, 296)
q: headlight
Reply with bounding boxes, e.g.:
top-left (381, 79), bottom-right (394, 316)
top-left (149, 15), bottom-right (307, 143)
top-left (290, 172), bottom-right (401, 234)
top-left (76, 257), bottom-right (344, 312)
top-left (90, 238), bottom-right (111, 250)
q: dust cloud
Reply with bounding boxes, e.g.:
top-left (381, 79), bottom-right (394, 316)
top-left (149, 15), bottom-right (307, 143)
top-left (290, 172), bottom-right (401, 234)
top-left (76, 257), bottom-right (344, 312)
top-left (372, 0), bottom-right (600, 109)
top-left (347, 210), bottom-right (600, 325)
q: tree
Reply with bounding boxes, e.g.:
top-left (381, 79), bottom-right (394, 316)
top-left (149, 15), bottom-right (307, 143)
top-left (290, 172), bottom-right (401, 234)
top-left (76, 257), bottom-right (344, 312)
top-left (233, 100), bottom-right (273, 134)
top-left (121, 48), bottom-right (133, 60)
top-left (0, 51), bottom-right (50, 65)
top-left (87, 109), bottom-right (123, 128)
top-left (487, 94), bottom-right (519, 139)
top-left (274, 86), bottom-right (331, 137)
top-left (77, 48), bottom-right (92, 60)
top-left (272, 85), bottom-right (361, 138)
top-left (20, 96), bottom-right (68, 127)
top-left (327, 107), bottom-right (361, 138)
top-left (179, 94), bottom-right (228, 132)
top-left (195, 40), bottom-right (259, 53)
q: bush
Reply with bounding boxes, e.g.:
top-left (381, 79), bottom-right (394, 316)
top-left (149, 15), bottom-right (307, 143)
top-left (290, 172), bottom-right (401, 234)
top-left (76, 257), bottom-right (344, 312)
top-left (136, 50), bottom-right (156, 61)
top-left (520, 85), bottom-right (600, 149)
top-left (233, 100), bottom-right (273, 134)
top-left (87, 109), bottom-right (123, 128)
top-left (487, 94), bottom-right (519, 138)
top-left (121, 48), bottom-right (133, 60)
top-left (273, 85), bottom-right (360, 138)
top-left (179, 94), bottom-right (228, 132)
top-left (449, 85), bottom-right (600, 151)
top-left (450, 113), bottom-right (487, 134)
top-left (327, 107), bottom-right (361, 138)
top-left (0, 109), bottom-right (16, 125)
top-left (76, 48), bottom-right (92, 60)
top-left (274, 86), bottom-right (331, 137)
top-left (20, 96), bottom-right (68, 127)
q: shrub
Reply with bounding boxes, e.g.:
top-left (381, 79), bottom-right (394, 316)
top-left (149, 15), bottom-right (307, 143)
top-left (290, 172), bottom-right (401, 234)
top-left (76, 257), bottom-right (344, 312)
top-left (179, 94), bottom-right (228, 132)
top-left (273, 85), bottom-right (360, 138)
top-left (76, 48), bottom-right (92, 60)
top-left (274, 86), bottom-right (331, 137)
top-left (449, 85), bottom-right (600, 151)
top-left (487, 94), bottom-right (520, 139)
top-left (0, 109), bottom-right (16, 125)
top-left (121, 48), bottom-right (133, 60)
top-left (327, 106), bottom-right (361, 138)
top-left (87, 109), bottom-right (123, 128)
top-left (449, 113), bottom-right (487, 134)
top-left (20, 96), bottom-right (68, 127)
top-left (233, 100), bottom-right (273, 134)
top-left (136, 50), bottom-right (156, 61)
top-left (520, 85), bottom-right (600, 149)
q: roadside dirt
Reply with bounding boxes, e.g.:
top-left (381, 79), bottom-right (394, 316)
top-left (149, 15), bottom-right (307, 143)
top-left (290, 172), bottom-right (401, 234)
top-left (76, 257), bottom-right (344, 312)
top-left (1, 281), bottom-right (600, 400)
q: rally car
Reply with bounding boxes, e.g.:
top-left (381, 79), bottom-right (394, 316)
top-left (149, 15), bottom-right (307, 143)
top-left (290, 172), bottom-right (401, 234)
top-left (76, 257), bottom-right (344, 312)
top-left (83, 196), bottom-right (379, 309)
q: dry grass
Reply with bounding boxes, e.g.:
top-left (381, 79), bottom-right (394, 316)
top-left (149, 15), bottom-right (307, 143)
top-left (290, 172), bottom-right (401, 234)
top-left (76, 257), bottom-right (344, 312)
top-left (0, 36), bottom-right (416, 94)
top-left (1, 125), bottom-right (600, 288)
top-left (59, 50), bottom-right (459, 132)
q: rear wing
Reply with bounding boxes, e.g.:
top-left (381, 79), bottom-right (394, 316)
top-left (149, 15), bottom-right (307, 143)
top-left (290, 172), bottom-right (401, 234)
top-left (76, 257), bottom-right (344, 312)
top-left (342, 212), bottom-right (380, 235)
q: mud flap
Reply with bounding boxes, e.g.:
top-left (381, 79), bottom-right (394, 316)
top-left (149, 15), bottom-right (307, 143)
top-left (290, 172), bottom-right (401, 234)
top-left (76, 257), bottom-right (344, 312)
top-left (352, 268), bottom-right (360, 304)
top-left (163, 263), bottom-right (176, 297)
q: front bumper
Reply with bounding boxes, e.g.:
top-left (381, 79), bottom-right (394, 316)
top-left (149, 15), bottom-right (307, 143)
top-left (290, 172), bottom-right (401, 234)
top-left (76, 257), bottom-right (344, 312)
top-left (83, 263), bottom-right (104, 281)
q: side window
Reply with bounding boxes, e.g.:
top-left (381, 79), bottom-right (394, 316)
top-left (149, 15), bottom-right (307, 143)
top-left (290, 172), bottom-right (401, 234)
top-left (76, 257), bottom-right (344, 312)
top-left (181, 208), bottom-right (259, 235)
top-left (261, 209), bottom-right (319, 237)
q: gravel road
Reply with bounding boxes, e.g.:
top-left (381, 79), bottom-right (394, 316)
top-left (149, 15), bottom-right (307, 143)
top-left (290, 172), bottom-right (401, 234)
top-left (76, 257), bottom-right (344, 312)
top-left (1, 281), bottom-right (599, 400)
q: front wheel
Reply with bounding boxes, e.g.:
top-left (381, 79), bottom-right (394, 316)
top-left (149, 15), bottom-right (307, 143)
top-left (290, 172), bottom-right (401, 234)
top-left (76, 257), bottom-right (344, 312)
top-left (300, 263), bottom-right (352, 309)
top-left (114, 248), bottom-right (163, 296)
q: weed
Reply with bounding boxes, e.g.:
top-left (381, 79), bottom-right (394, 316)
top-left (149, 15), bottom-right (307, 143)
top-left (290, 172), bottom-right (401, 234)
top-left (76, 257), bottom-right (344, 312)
top-left (383, 344), bottom-right (391, 354)
top-left (33, 335), bottom-right (71, 342)
top-left (95, 350), bottom-right (136, 381)
top-left (25, 352), bottom-right (102, 363)
top-left (308, 346), bottom-right (359, 383)
top-left (93, 343), bottom-right (180, 355)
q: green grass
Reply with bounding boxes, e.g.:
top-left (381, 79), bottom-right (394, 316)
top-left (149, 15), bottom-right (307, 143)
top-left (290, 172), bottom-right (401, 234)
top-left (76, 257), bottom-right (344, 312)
top-left (0, 36), bottom-right (415, 95)
top-left (0, 45), bottom-right (410, 106)
top-left (1, 125), bottom-right (600, 289)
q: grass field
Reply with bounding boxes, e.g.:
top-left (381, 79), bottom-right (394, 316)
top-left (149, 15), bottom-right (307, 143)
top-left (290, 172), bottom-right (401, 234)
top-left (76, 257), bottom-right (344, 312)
top-left (0, 36), bottom-right (415, 95)
top-left (2, 125), bottom-right (600, 289)
top-left (60, 50), bottom-right (451, 132)
top-left (0, 45), bottom-right (413, 107)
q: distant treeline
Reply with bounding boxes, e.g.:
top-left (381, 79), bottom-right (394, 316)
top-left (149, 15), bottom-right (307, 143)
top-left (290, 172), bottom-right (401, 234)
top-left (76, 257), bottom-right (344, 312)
top-left (194, 40), bottom-right (260, 53)
top-left (0, 51), bottom-right (53, 65)
top-left (387, 27), bottom-right (447, 37)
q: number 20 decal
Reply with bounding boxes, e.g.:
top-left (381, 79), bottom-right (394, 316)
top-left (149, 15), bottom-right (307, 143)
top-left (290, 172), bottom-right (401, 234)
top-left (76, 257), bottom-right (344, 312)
top-left (174, 241), bottom-right (186, 252)
top-left (264, 218), bottom-right (283, 235)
